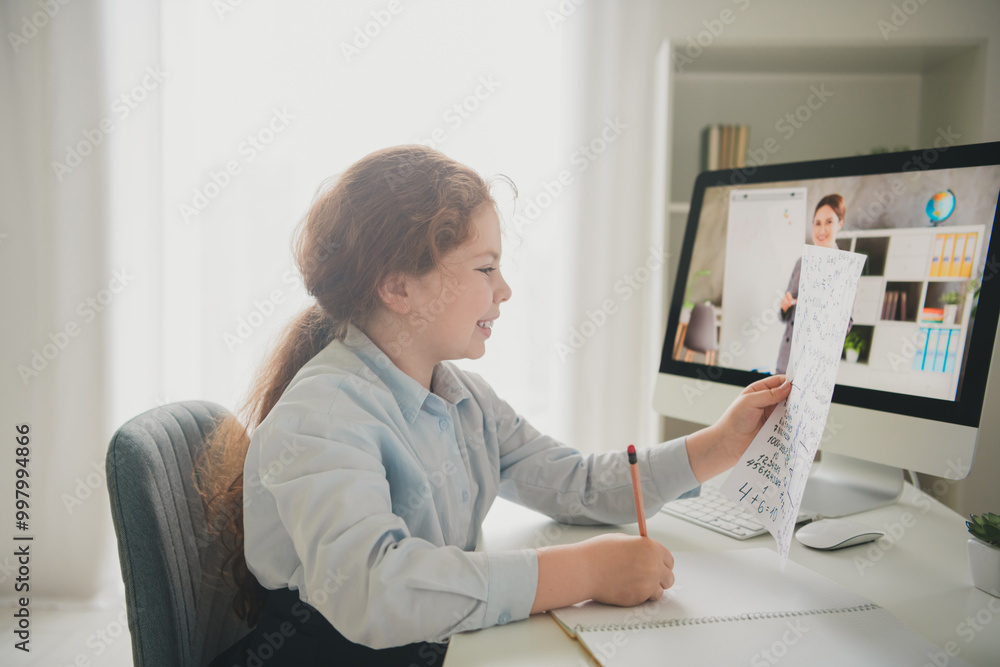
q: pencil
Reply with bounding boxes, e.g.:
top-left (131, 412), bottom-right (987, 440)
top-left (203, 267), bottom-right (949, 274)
top-left (627, 444), bottom-right (647, 537)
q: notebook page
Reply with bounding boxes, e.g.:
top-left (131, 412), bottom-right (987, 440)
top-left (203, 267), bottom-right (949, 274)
top-left (575, 606), bottom-right (973, 667)
top-left (549, 549), bottom-right (868, 633)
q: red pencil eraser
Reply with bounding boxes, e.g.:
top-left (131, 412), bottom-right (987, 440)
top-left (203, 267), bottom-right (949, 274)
top-left (627, 444), bottom-right (637, 464)
top-left (627, 444), bottom-right (636, 455)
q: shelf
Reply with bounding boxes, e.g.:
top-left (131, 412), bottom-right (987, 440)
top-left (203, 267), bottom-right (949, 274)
top-left (855, 237), bottom-right (889, 276)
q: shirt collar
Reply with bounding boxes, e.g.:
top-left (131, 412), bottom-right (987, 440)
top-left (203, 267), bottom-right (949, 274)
top-left (431, 362), bottom-right (472, 406)
top-left (341, 324), bottom-right (471, 423)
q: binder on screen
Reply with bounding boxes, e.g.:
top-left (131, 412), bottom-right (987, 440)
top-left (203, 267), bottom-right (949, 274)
top-left (940, 234), bottom-right (955, 277)
top-left (949, 234), bottom-right (966, 277)
top-left (929, 234), bottom-right (945, 276)
top-left (960, 233), bottom-right (977, 277)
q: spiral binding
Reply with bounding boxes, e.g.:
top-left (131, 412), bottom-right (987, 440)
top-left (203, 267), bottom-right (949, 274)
top-left (574, 602), bottom-right (881, 633)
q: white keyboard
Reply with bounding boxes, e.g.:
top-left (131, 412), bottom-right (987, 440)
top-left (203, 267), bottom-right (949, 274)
top-left (661, 485), bottom-right (815, 540)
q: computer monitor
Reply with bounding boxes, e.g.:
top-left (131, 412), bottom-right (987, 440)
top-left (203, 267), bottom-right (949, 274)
top-left (654, 141), bottom-right (1000, 517)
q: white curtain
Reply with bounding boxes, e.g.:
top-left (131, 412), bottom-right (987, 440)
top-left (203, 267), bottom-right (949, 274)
top-left (551, 2), bottom-right (671, 453)
top-left (0, 0), bottom-right (669, 611)
top-left (0, 0), bottom-right (162, 606)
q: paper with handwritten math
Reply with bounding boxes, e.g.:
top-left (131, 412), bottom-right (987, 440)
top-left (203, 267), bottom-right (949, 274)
top-left (720, 244), bottom-right (866, 563)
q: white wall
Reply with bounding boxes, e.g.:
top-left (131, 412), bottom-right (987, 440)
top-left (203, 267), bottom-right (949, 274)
top-left (656, 0), bottom-right (1000, 142)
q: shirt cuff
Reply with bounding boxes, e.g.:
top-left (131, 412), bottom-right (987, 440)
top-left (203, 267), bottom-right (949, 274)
top-left (645, 436), bottom-right (701, 501)
top-left (483, 548), bottom-right (538, 627)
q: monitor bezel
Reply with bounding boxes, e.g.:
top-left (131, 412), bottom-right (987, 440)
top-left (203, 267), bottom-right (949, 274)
top-left (659, 141), bottom-right (1000, 429)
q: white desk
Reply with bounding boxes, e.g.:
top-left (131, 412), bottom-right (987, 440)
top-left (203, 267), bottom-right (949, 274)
top-left (444, 483), bottom-right (1000, 666)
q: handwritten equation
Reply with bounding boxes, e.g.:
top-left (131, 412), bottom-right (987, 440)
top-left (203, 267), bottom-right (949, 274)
top-left (721, 244), bottom-right (866, 564)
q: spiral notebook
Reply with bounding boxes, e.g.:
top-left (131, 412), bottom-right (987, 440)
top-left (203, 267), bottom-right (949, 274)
top-left (549, 549), bottom-right (970, 666)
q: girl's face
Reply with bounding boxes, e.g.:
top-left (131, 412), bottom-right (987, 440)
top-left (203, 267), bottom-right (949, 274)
top-left (406, 204), bottom-right (512, 365)
top-left (812, 204), bottom-right (843, 248)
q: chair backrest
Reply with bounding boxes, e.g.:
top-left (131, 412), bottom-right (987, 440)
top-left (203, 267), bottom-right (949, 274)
top-left (684, 301), bottom-right (719, 353)
top-left (106, 401), bottom-right (250, 667)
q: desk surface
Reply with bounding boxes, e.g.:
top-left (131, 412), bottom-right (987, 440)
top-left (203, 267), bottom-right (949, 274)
top-left (444, 483), bottom-right (999, 667)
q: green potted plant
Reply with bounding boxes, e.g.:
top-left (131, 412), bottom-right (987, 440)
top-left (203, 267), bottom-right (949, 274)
top-left (967, 512), bottom-right (1000, 597)
top-left (969, 277), bottom-right (981, 319)
top-left (682, 270), bottom-right (712, 312)
top-left (941, 290), bottom-right (961, 326)
top-left (843, 331), bottom-right (866, 363)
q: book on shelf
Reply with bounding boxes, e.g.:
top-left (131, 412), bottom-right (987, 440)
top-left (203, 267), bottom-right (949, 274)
top-left (701, 124), bottom-right (750, 171)
top-left (719, 125), bottom-right (730, 170)
top-left (881, 290), bottom-right (911, 321)
top-left (921, 307), bottom-right (944, 323)
top-left (882, 291), bottom-right (899, 320)
top-left (735, 125), bottom-right (748, 167)
top-left (701, 125), bottom-right (720, 171)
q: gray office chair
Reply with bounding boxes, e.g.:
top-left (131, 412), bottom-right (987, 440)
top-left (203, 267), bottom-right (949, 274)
top-left (106, 401), bottom-right (251, 667)
top-left (683, 301), bottom-right (719, 365)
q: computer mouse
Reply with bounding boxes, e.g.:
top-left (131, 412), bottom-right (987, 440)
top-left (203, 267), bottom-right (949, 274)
top-left (794, 518), bottom-right (885, 550)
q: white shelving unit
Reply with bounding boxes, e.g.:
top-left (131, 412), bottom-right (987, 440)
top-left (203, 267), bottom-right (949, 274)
top-left (836, 225), bottom-right (984, 400)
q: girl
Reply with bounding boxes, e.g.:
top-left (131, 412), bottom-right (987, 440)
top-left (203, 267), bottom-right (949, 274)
top-left (201, 145), bottom-right (790, 666)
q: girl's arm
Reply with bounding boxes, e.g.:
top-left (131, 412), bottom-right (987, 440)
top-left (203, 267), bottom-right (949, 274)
top-left (489, 393), bottom-right (699, 526)
top-left (526, 375), bottom-right (790, 613)
top-left (684, 374), bottom-right (791, 482)
top-left (486, 372), bottom-right (788, 527)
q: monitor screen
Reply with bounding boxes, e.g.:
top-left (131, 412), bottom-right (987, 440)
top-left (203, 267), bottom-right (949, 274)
top-left (655, 141), bottom-right (1000, 484)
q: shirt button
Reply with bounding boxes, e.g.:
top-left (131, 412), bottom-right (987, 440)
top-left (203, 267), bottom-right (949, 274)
top-left (498, 612), bottom-right (511, 625)
top-left (439, 418), bottom-right (449, 431)
top-left (462, 490), bottom-right (469, 502)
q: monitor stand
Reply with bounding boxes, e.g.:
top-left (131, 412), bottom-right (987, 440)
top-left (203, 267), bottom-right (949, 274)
top-left (799, 452), bottom-right (904, 518)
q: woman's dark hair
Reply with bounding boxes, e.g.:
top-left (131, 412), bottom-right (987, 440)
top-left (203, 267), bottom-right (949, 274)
top-left (815, 193), bottom-right (846, 223)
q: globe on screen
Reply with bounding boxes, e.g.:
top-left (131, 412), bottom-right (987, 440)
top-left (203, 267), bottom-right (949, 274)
top-left (926, 189), bottom-right (956, 225)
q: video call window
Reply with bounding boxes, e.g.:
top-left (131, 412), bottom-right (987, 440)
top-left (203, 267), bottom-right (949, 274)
top-left (673, 165), bottom-right (1000, 403)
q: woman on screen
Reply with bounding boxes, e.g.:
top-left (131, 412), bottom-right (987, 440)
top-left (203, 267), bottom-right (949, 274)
top-left (776, 194), bottom-right (846, 374)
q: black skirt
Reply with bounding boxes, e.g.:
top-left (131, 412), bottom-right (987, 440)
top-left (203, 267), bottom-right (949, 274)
top-left (208, 588), bottom-right (449, 667)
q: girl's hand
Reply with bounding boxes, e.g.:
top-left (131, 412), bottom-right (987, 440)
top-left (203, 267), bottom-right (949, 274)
top-left (717, 374), bottom-right (791, 454)
top-left (531, 534), bottom-right (675, 614)
top-left (685, 375), bottom-right (792, 482)
top-left (581, 534), bottom-right (675, 607)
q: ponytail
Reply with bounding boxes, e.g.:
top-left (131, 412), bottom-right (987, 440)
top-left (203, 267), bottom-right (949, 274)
top-left (196, 304), bottom-right (336, 624)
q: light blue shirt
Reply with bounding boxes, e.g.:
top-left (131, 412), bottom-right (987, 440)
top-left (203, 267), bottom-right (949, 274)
top-left (243, 325), bottom-right (700, 649)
